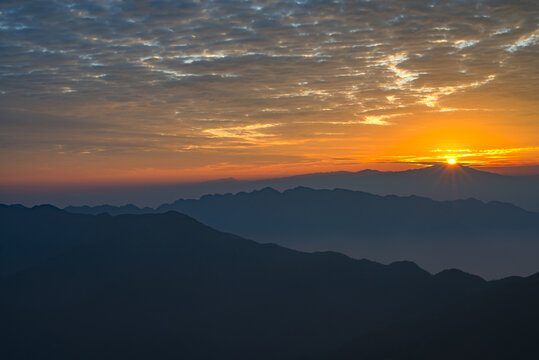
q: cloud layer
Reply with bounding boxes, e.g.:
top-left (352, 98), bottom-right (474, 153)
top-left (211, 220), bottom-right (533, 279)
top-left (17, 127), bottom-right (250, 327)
top-left (1, 0), bottom-right (538, 184)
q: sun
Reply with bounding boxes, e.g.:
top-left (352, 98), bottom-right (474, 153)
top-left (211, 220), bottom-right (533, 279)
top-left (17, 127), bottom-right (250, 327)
top-left (447, 158), bottom-right (457, 165)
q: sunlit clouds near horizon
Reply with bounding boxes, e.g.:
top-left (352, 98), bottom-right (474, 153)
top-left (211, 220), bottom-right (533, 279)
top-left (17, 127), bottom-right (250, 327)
top-left (1, 0), bottom-right (538, 186)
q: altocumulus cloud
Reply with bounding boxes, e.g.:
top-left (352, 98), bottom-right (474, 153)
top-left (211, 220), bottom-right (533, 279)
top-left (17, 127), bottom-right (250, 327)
top-left (0, 0), bottom-right (537, 174)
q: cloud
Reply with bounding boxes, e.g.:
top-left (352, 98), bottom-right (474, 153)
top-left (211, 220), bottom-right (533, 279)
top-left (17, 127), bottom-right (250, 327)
top-left (359, 113), bottom-right (407, 126)
top-left (0, 0), bottom-right (537, 182)
top-left (380, 147), bottom-right (539, 166)
top-left (203, 123), bottom-right (279, 142)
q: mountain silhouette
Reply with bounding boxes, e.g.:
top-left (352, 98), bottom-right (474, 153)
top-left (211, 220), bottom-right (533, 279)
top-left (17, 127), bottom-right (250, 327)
top-left (1, 204), bottom-right (105, 276)
top-left (243, 164), bottom-right (539, 212)
top-left (320, 272), bottom-right (539, 359)
top-left (65, 187), bottom-right (539, 278)
top-left (6, 165), bottom-right (539, 211)
top-left (2, 205), bottom-right (537, 359)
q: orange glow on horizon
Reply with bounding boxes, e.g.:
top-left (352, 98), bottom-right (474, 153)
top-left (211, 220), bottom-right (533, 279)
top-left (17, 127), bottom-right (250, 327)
top-left (1, 156), bottom-right (538, 191)
top-left (1, 2), bottom-right (538, 191)
top-left (1, 111), bottom-right (538, 188)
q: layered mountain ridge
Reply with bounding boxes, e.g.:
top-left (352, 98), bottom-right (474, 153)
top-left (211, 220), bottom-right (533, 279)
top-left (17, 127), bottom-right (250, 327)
top-left (2, 204), bottom-right (538, 359)
top-left (64, 186), bottom-right (539, 278)
top-left (5, 165), bottom-right (539, 211)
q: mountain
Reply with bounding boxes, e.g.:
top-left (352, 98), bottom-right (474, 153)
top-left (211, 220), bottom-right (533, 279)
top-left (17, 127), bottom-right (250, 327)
top-left (64, 203), bottom-right (153, 216)
top-left (320, 273), bottom-right (539, 359)
top-left (5, 165), bottom-right (539, 211)
top-left (1, 205), bottom-right (537, 359)
top-left (65, 187), bottom-right (539, 279)
top-left (1, 204), bottom-right (104, 276)
top-left (239, 164), bottom-right (539, 212)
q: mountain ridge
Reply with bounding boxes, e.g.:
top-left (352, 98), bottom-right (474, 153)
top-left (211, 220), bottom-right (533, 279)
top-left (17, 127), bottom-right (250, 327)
top-left (63, 186), bottom-right (539, 279)
top-left (4, 165), bottom-right (539, 210)
top-left (2, 204), bottom-right (537, 359)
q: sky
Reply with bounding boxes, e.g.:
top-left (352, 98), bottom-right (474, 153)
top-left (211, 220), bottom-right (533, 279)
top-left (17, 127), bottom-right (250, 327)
top-left (1, 0), bottom-right (538, 190)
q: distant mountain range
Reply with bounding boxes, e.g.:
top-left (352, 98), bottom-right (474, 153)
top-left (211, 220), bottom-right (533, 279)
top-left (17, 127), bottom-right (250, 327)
top-left (204, 164), bottom-right (538, 212)
top-left (65, 186), bottom-right (539, 279)
top-left (4, 165), bottom-right (539, 211)
top-left (2, 205), bottom-right (538, 359)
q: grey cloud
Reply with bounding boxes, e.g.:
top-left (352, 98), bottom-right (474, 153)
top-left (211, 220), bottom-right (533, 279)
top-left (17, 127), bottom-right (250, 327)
top-left (0, 0), bottom-right (537, 156)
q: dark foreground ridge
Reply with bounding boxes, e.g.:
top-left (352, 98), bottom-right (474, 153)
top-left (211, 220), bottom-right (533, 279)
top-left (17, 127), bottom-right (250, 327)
top-left (1, 205), bottom-right (538, 359)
